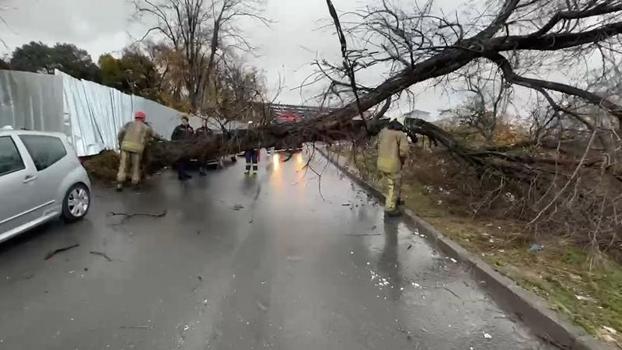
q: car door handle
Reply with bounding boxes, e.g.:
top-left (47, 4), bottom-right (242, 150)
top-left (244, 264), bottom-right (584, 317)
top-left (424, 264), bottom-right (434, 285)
top-left (23, 174), bottom-right (38, 183)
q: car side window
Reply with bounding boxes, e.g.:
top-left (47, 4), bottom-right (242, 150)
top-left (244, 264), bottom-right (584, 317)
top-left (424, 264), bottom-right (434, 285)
top-left (0, 136), bottom-right (26, 176)
top-left (19, 135), bottom-right (67, 171)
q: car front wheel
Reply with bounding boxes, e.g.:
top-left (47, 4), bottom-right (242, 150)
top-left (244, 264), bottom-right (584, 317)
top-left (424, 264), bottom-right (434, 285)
top-left (62, 183), bottom-right (90, 222)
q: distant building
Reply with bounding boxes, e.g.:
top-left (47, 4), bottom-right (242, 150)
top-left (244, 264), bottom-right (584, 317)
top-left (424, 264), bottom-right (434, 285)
top-left (434, 109), bottom-right (461, 129)
top-left (403, 109), bottom-right (432, 121)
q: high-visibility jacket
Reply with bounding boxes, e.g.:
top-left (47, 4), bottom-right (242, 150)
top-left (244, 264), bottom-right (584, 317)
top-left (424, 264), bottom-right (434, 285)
top-left (377, 127), bottom-right (409, 173)
top-left (118, 121), bottom-right (154, 153)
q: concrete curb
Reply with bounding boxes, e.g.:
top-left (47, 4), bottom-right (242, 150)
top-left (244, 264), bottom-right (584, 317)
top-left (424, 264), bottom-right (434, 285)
top-left (318, 148), bottom-right (616, 350)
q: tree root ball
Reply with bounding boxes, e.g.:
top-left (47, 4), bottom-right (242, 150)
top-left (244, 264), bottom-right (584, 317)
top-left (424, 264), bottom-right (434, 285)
top-left (82, 151), bottom-right (120, 182)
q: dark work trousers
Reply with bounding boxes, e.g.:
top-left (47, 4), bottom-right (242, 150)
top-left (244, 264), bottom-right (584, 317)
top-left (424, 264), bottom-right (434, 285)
top-left (245, 149), bottom-right (260, 173)
top-left (177, 158), bottom-right (191, 179)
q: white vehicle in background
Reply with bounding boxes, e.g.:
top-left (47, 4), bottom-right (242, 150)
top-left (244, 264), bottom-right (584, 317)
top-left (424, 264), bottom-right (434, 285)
top-left (0, 127), bottom-right (92, 243)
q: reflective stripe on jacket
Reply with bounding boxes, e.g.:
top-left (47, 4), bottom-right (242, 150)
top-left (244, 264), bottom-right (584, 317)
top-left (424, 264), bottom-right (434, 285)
top-left (377, 128), bottom-right (409, 173)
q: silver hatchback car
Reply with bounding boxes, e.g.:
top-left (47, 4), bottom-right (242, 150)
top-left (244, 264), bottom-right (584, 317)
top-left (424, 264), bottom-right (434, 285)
top-left (0, 128), bottom-right (92, 243)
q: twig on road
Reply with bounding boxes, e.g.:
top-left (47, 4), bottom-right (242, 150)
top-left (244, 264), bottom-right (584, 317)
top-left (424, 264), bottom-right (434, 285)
top-left (108, 210), bottom-right (167, 222)
top-left (282, 151), bottom-right (294, 162)
top-left (256, 301), bottom-right (269, 311)
top-left (120, 325), bottom-right (152, 330)
top-left (90, 251), bottom-right (113, 262)
top-left (44, 243), bottom-right (80, 260)
top-left (443, 286), bottom-right (461, 299)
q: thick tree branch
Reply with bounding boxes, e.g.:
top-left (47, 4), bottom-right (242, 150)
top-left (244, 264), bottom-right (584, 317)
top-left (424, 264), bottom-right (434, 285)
top-left (530, 3), bottom-right (622, 38)
top-left (491, 21), bottom-right (622, 52)
top-left (485, 52), bottom-right (622, 128)
top-left (326, 0), bottom-right (366, 124)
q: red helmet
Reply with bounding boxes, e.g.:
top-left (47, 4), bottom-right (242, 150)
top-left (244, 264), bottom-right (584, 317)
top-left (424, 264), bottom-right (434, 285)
top-left (135, 111), bottom-right (146, 121)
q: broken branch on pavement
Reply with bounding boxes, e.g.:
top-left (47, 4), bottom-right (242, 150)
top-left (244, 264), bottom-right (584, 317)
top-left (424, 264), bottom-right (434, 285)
top-left (44, 244), bottom-right (80, 260)
top-left (108, 210), bottom-right (168, 222)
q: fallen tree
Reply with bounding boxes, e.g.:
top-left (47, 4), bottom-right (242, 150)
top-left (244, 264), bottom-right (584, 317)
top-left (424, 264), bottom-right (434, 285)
top-left (137, 0), bottom-right (622, 167)
top-left (83, 0), bottom-right (622, 258)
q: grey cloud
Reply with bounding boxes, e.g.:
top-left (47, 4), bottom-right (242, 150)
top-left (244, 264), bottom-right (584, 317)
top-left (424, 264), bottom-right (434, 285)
top-left (2, 0), bottom-right (136, 57)
top-left (0, 0), bottom-right (486, 115)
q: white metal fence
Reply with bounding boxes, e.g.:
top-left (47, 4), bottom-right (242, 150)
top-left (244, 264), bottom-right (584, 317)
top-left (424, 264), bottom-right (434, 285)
top-left (0, 69), bottom-right (185, 156)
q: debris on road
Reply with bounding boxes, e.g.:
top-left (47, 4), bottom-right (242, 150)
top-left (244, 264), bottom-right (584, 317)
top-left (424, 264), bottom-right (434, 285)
top-left (443, 286), bottom-right (461, 299)
top-left (120, 325), bottom-right (153, 330)
top-left (528, 243), bottom-right (545, 254)
top-left (44, 243), bottom-right (80, 260)
top-left (602, 326), bottom-right (617, 335)
top-left (20, 273), bottom-right (35, 280)
top-left (257, 301), bottom-right (268, 311)
top-left (575, 294), bottom-right (595, 302)
top-left (90, 251), bottom-right (113, 262)
top-left (108, 210), bottom-right (167, 222)
top-left (599, 326), bottom-right (620, 344)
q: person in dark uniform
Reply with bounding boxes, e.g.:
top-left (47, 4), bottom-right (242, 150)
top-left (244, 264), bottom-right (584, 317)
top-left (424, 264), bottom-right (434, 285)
top-left (244, 121), bottom-right (260, 175)
top-left (244, 149), bottom-right (260, 175)
top-left (171, 115), bottom-right (194, 180)
top-left (195, 122), bottom-right (213, 176)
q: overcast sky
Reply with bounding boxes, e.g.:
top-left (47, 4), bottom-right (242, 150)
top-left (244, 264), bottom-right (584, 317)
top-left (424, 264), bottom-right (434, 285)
top-left (0, 0), bottom-right (499, 118)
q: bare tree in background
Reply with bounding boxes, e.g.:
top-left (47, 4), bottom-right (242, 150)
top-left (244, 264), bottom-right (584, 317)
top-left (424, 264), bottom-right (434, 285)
top-left (202, 59), bottom-right (266, 131)
top-left (132, 0), bottom-right (268, 111)
top-left (448, 62), bottom-right (512, 145)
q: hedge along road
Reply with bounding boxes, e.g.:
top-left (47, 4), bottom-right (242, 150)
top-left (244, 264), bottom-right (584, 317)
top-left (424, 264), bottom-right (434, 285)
top-left (0, 149), bottom-right (554, 349)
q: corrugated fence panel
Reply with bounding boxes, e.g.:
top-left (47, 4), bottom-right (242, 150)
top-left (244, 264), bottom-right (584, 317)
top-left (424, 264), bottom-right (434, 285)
top-left (0, 70), bottom-right (66, 133)
top-left (0, 70), bottom-right (185, 156)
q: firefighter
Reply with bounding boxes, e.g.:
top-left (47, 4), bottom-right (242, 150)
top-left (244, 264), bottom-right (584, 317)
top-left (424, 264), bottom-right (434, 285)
top-left (116, 111), bottom-right (156, 191)
top-left (377, 116), bottom-right (410, 216)
top-left (171, 115), bottom-right (195, 180)
top-left (244, 121), bottom-right (260, 175)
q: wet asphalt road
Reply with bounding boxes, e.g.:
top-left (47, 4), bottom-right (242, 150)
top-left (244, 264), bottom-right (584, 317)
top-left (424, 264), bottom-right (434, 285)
top-left (0, 150), bottom-right (554, 350)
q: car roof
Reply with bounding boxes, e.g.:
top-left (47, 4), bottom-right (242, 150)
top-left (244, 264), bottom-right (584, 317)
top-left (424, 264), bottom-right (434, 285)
top-left (0, 129), bottom-right (68, 139)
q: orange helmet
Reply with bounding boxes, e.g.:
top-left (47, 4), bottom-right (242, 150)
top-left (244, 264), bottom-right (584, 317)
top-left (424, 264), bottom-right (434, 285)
top-left (135, 111), bottom-right (146, 121)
